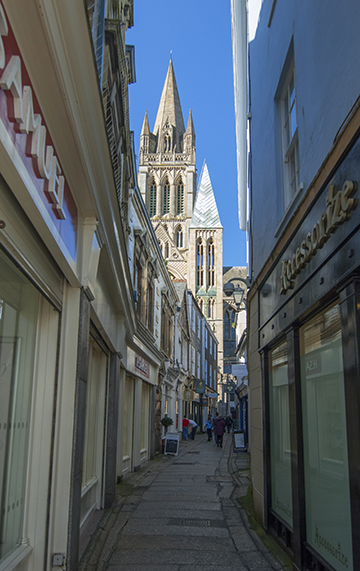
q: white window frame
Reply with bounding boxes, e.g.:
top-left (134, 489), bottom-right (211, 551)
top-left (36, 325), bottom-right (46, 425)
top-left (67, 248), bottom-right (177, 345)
top-left (280, 64), bottom-right (301, 210)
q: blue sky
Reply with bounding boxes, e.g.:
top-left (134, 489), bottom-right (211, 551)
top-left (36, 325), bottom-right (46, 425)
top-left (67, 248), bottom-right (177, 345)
top-left (127, 0), bottom-right (247, 267)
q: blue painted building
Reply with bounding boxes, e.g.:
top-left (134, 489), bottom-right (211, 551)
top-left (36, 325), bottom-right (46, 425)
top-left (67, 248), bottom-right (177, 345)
top-left (244, 1), bottom-right (360, 570)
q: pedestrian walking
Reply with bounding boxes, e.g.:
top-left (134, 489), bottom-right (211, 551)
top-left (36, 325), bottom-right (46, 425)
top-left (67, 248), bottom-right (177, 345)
top-left (213, 414), bottom-right (226, 448)
top-left (188, 418), bottom-right (198, 440)
top-left (226, 415), bottom-right (233, 433)
top-left (205, 415), bottom-right (213, 441)
top-left (182, 417), bottom-right (189, 440)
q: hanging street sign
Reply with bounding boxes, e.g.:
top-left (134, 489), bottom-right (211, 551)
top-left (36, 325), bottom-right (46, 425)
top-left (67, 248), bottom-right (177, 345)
top-left (183, 389), bottom-right (194, 401)
top-left (195, 380), bottom-right (205, 394)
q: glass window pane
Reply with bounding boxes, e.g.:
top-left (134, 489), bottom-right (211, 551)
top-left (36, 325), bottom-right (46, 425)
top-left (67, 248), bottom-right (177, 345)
top-left (269, 340), bottom-right (293, 527)
top-left (284, 119), bottom-right (290, 150)
top-left (300, 305), bottom-right (353, 571)
top-left (0, 251), bottom-right (40, 562)
top-left (284, 92), bottom-right (289, 121)
top-left (290, 103), bottom-right (297, 138)
top-left (289, 76), bottom-right (295, 108)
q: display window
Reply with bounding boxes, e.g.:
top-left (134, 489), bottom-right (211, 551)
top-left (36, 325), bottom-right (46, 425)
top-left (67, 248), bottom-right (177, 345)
top-left (269, 340), bottom-right (293, 528)
top-left (0, 248), bottom-right (59, 564)
top-left (140, 382), bottom-right (150, 452)
top-left (300, 304), bottom-right (353, 571)
top-left (81, 337), bottom-right (107, 530)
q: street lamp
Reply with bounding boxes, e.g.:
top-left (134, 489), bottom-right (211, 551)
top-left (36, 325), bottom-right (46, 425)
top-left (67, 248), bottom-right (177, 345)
top-left (223, 277), bottom-right (248, 312)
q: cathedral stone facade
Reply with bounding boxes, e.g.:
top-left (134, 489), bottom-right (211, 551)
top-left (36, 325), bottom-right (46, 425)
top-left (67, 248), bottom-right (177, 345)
top-left (138, 59), bottom-right (224, 369)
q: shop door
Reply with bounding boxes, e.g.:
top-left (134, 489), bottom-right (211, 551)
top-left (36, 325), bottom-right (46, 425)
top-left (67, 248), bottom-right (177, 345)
top-left (122, 376), bottom-right (134, 474)
top-left (80, 338), bottom-right (107, 533)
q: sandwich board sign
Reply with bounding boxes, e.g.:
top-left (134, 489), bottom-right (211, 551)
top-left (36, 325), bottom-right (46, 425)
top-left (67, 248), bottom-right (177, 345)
top-left (164, 433), bottom-right (180, 455)
top-left (234, 430), bottom-right (246, 451)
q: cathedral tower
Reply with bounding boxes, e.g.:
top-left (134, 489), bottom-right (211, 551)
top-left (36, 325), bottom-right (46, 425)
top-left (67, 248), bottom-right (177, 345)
top-left (138, 58), bottom-right (196, 281)
top-left (138, 59), bottom-right (223, 369)
top-left (188, 161), bottom-right (224, 367)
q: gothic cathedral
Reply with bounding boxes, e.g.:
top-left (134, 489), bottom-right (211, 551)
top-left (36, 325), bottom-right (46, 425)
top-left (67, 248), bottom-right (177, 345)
top-left (138, 59), bottom-right (224, 368)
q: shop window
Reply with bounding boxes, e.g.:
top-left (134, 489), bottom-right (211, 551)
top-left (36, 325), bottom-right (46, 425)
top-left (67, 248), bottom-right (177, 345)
top-left (300, 304), bottom-right (353, 570)
top-left (141, 383), bottom-right (149, 451)
top-left (0, 250), bottom-right (53, 563)
top-left (123, 377), bottom-right (134, 460)
top-left (82, 337), bottom-right (107, 526)
top-left (269, 340), bottom-right (293, 527)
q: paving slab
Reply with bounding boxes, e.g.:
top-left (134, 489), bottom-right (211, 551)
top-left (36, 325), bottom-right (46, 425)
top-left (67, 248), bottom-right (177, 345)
top-left (79, 432), bottom-right (288, 571)
top-left (108, 547), bottom-right (244, 566)
top-left (114, 535), bottom-right (236, 552)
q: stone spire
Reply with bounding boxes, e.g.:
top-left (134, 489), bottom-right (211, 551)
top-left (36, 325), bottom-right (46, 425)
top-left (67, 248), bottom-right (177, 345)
top-left (140, 110), bottom-right (150, 135)
top-left (153, 58), bottom-right (185, 151)
top-left (191, 160), bottom-right (222, 228)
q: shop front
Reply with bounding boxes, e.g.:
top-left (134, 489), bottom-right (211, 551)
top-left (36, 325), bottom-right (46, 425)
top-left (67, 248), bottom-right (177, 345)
top-left (257, 138), bottom-right (360, 571)
top-left (0, 2), bottom-right (135, 569)
top-left (118, 350), bottom-right (158, 475)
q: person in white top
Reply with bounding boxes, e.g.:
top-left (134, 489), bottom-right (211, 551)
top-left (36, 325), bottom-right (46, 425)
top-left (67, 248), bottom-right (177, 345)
top-left (188, 418), bottom-right (198, 440)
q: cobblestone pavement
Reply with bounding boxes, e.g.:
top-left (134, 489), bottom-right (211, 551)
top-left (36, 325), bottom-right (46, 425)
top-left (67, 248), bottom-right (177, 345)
top-left (79, 431), bottom-right (288, 571)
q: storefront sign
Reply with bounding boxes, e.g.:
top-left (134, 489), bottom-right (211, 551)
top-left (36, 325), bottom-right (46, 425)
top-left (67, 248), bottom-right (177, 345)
top-left (280, 181), bottom-right (358, 294)
top-left (134, 355), bottom-right (149, 378)
top-left (195, 380), bottom-right (205, 393)
top-left (183, 389), bottom-right (194, 401)
top-left (0, 2), bottom-right (77, 258)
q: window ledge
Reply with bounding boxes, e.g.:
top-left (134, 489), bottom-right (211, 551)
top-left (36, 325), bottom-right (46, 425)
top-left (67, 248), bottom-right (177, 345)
top-left (0, 545), bottom-right (32, 571)
top-left (274, 183), bottom-right (304, 239)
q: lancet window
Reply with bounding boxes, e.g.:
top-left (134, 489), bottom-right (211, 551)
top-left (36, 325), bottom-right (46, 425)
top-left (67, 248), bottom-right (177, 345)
top-left (207, 240), bottom-right (215, 287)
top-left (163, 181), bottom-right (170, 214)
top-left (149, 180), bottom-right (157, 217)
top-left (196, 240), bottom-right (204, 288)
top-left (176, 226), bottom-right (183, 248)
top-left (177, 182), bottom-right (184, 214)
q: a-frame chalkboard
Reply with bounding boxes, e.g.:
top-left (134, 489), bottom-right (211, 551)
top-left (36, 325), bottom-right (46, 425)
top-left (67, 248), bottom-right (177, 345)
top-left (164, 433), bottom-right (180, 455)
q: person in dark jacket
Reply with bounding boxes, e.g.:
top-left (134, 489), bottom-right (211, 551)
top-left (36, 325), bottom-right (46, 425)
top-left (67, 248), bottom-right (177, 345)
top-left (226, 415), bottom-right (233, 433)
top-left (213, 414), bottom-right (226, 448)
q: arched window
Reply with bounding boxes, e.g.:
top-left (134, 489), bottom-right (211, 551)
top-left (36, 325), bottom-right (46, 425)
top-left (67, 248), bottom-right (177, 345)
top-left (158, 241), bottom-right (163, 255)
top-left (165, 242), bottom-right (169, 259)
top-left (176, 227), bottom-right (183, 248)
top-left (149, 180), bottom-right (157, 217)
top-left (163, 181), bottom-right (170, 214)
top-left (177, 182), bottom-right (184, 214)
top-left (198, 298), bottom-right (203, 313)
top-left (196, 240), bottom-right (204, 287)
top-left (207, 240), bottom-right (215, 287)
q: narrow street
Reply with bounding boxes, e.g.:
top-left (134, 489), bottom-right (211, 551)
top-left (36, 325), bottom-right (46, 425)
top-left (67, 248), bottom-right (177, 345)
top-left (80, 433), bottom-right (287, 571)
